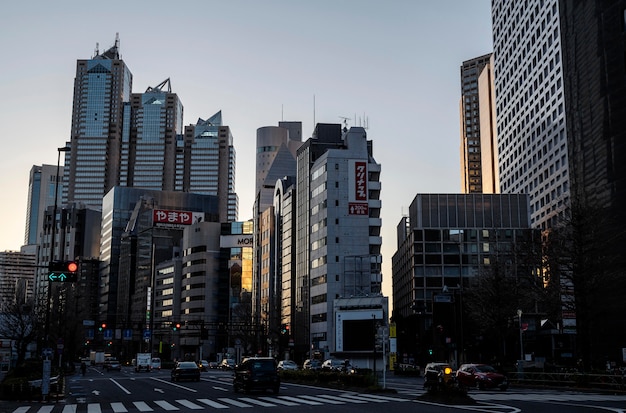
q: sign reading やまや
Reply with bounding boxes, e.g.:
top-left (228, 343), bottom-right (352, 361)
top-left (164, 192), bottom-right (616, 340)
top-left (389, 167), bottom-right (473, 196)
top-left (153, 209), bottom-right (205, 228)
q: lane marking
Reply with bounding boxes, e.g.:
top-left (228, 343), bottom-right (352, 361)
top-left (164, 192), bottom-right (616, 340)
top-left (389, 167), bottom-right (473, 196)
top-left (109, 378), bottom-right (131, 395)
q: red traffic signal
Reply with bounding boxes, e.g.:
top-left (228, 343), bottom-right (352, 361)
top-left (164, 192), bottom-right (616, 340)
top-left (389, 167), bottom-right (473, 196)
top-left (66, 261), bottom-right (78, 273)
top-left (48, 260), bottom-right (79, 282)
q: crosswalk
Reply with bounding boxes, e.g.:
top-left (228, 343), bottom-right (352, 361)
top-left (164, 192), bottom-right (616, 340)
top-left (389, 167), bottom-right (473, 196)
top-left (9, 392), bottom-right (410, 413)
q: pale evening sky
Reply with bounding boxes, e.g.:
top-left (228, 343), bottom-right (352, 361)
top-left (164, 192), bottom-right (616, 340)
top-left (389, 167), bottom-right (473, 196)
top-left (0, 0), bottom-right (493, 302)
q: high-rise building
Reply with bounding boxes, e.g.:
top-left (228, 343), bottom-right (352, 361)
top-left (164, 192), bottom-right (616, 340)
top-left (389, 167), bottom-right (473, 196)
top-left (65, 35), bottom-right (132, 207)
top-left (459, 53), bottom-right (495, 194)
top-left (0, 249), bottom-right (36, 310)
top-left (294, 124), bottom-right (383, 364)
top-left (492, 0), bottom-right (569, 230)
top-left (183, 111), bottom-right (238, 222)
top-left (125, 78), bottom-right (183, 192)
top-left (24, 164), bottom-right (63, 246)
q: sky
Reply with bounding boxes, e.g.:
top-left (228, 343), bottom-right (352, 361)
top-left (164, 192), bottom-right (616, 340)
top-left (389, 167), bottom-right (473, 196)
top-left (0, 0), bottom-right (493, 303)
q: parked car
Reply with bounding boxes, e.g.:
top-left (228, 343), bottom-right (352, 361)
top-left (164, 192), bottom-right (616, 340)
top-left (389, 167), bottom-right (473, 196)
top-left (456, 363), bottom-right (508, 390)
top-left (302, 359), bottom-right (322, 370)
top-left (423, 362), bottom-right (456, 391)
top-left (197, 359), bottom-right (210, 371)
top-left (277, 360), bottom-right (298, 371)
top-left (151, 357), bottom-right (161, 370)
top-left (103, 357), bottom-right (121, 371)
top-left (233, 357), bottom-right (280, 394)
top-left (219, 358), bottom-right (236, 370)
top-left (321, 358), bottom-right (354, 373)
top-left (171, 361), bottom-right (201, 382)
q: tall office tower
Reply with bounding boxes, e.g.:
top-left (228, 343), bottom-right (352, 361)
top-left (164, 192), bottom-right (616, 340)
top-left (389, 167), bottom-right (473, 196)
top-left (255, 122), bottom-right (303, 210)
top-left (183, 111), bottom-right (238, 222)
top-left (460, 53), bottom-right (494, 194)
top-left (477, 55), bottom-right (500, 194)
top-left (492, 0), bottom-right (569, 230)
top-left (125, 78), bottom-right (183, 191)
top-left (66, 35), bottom-right (132, 207)
top-left (294, 124), bottom-right (383, 362)
top-left (558, 0), bottom-right (626, 366)
top-left (24, 164), bottom-right (63, 246)
top-left (0, 249), bottom-right (36, 310)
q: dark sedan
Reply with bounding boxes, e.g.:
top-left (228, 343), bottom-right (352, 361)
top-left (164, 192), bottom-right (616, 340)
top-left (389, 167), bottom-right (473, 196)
top-left (171, 361), bottom-right (201, 382)
top-left (456, 363), bottom-right (508, 390)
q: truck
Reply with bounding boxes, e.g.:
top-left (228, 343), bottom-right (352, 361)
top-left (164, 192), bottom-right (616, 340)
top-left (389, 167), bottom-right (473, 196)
top-left (89, 350), bottom-right (105, 366)
top-left (134, 353), bottom-right (152, 372)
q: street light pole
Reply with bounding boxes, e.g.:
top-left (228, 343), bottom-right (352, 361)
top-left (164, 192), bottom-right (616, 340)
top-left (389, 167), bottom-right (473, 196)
top-left (517, 309), bottom-right (524, 361)
top-left (44, 146), bottom-right (70, 349)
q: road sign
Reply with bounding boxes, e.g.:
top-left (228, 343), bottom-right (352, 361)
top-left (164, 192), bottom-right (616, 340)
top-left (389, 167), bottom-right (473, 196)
top-left (143, 330), bottom-right (151, 340)
top-left (123, 329), bottom-right (133, 340)
top-left (42, 348), bottom-right (53, 358)
top-left (103, 329), bottom-right (113, 340)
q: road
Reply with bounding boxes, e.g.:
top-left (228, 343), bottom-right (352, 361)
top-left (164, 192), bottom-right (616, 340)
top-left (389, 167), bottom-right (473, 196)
top-left (4, 366), bottom-right (626, 413)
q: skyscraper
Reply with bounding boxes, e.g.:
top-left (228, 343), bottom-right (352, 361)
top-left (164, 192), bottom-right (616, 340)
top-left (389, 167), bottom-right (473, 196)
top-left (24, 164), bottom-right (63, 246)
top-left (66, 35), bottom-right (132, 207)
top-left (492, 0), bottom-right (569, 230)
top-left (459, 53), bottom-right (495, 194)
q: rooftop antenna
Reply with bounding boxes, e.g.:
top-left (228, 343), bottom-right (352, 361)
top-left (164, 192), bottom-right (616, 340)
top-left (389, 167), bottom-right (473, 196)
top-left (313, 95), bottom-right (316, 127)
top-left (339, 116), bottom-right (351, 132)
top-left (94, 42), bottom-right (99, 58)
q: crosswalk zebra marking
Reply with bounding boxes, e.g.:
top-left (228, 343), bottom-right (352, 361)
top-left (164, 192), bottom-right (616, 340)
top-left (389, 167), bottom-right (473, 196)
top-left (299, 394), bottom-right (345, 404)
top-left (61, 405), bottom-right (77, 413)
top-left (86, 404), bottom-right (101, 413)
top-left (12, 408), bottom-right (29, 413)
top-left (132, 401), bottom-right (154, 411)
top-left (357, 393), bottom-right (412, 402)
top-left (237, 397), bottom-right (276, 407)
top-left (196, 398), bottom-right (229, 409)
top-left (278, 395), bottom-right (323, 405)
top-left (153, 400), bottom-right (179, 410)
top-left (339, 394), bottom-right (388, 403)
top-left (316, 394), bottom-right (368, 403)
top-left (217, 398), bottom-right (253, 407)
top-left (110, 402), bottom-right (127, 412)
top-left (175, 399), bottom-right (204, 409)
top-left (257, 396), bottom-right (299, 406)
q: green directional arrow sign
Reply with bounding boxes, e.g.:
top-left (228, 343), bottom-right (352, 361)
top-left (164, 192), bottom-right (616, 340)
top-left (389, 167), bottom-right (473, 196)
top-left (48, 261), bottom-right (78, 282)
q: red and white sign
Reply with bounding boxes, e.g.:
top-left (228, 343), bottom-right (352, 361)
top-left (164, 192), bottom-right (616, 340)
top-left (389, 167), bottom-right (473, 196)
top-left (352, 161), bottom-right (367, 201)
top-left (153, 209), bottom-right (204, 227)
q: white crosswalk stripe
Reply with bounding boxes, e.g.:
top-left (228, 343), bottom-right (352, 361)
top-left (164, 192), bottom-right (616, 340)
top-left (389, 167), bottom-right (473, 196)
top-left (10, 392), bottom-right (411, 413)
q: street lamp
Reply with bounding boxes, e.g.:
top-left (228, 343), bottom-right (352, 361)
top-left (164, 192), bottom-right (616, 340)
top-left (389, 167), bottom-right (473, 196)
top-left (517, 309), bottom-right (524, 361)
top-left (44, 146), bottom-right (70, 349)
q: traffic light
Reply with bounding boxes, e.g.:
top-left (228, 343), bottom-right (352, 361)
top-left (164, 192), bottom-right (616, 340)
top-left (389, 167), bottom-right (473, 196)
top-left (47, 260), bottom-right (79, 282)
top-left (173, 323), bottom-right (181, 331)
top-left (99, 323), bottom-right (107, 332)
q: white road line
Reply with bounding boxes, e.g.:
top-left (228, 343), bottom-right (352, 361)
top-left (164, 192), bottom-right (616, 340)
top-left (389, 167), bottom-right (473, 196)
top-left (217, 398), bottom-right (253, 407)
top-left (197, 398), bottom-right (230, 409)
top-left (61, 405), bottom-right (78, 413)
top-left (154, 400), bottom-right (179, 410)
top-left (238, 397), bottom-right (276, 407)
top-left (278, 395), bottom-right (323, 405)
top-left (299, 394), bottom-right (345, 404)
top-left (316, 394), bottom-right (368, 403)
top-left (110, 402), bottom-right (128, 412)
top-left (339, 393), bottom-right (388, 402)
top-left (109, 378), bottom-right (132, 394)
top-left (357, 393), bottom-right (411, 402)
top-left (175, 399), bottom-right (204, 409)
top-left (87, 403), bottom-right (102, 413)
top-left (12, 408), bottom-right (30, 413)
top-left (257, 396), bottom-right (299, 406)
top-left (38, 408), bottom-right (54, 413)
top-left (132, 401), bottom-right (154, 412)
top-left (150, 377), bottom-right (198, 392)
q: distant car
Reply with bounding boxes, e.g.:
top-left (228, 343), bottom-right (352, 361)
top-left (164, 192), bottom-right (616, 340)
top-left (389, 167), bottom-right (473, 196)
top-left (197, 359), bottom-right (210, 371)
top-left (302, 359), bottom-right (322, 370)
top-left (151, 357), bottom-right (161, 370)
top-left (103, 357), bottom-right (121, 371)
top-left (208, 361), bottom-right (219, 369)
top-left (233, 357), bottom-right (280, 394)
top-left (219, 358), bottom-right (236, 370)
top-left (277, 360), bottom-right (298, 371)
top-left (456, 363), bottom-right (508, 390)
top-left (171, 361), bottom-right (201, 382)
top-left (423, 362), bottom-right (456, 391)
top-left (322, 358), bottom-right (346, 371)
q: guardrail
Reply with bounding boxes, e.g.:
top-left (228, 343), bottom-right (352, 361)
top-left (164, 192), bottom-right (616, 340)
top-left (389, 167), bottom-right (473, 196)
top-left (508, 371), bottom-right (626, 391)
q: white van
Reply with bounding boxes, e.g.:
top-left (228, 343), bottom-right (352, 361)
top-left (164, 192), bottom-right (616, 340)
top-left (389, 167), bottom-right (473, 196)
top-left (151, 357), bottom-right (161, 370)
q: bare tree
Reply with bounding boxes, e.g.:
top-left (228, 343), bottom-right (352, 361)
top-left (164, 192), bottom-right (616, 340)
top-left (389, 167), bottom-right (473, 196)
top-left (0, 298), bottom-right (40, 367)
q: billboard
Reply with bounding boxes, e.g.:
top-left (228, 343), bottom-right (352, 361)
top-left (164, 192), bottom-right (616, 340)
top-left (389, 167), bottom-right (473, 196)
top-left (348, 160), bottom-right (368, 215)
top-left (152, 209), bottom-right (204, 228)
top-left (335, 308), bottom-right (383, 352)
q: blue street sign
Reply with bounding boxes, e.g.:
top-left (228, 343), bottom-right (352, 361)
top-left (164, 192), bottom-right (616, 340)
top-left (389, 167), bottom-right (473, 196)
top-left (143, 330), bottom-right (151, 340)
top-left (123, 329), bottom-right (133, 340)
top-left (103, 329), bottom-right (113, 340)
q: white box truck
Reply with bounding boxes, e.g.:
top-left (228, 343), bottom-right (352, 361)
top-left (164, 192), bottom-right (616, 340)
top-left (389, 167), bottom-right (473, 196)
top-left (134, 353), bottom-right (152, 372)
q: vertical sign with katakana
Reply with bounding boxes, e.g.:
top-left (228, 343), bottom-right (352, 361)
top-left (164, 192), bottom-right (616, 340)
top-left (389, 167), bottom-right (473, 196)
top-left (348, 160), bottom-right (369, 215)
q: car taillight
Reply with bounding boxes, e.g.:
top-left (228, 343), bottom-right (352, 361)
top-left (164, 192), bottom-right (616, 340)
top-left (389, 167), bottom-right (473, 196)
top-left (444, 367), bottom-right (452, 375)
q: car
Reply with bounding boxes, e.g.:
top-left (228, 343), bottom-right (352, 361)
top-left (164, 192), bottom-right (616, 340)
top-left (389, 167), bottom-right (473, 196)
top-left (171, 361), bottom-right (201, 382)
top-left (277, 360), bottom-right (298, 371)
top-left (322, 358), bottom-right (352, 372)
top-left (302, 359), bottom-right (322, 370)
top-left (151, 357), bottom-right (161, 370)
top-left (219, 358), bottom-right (236, 370)
top-left (423, 362), bottom-right (456, 390)
top-left (197, 359), bottom-right (210, 371)
top-left (233, 357), bottom-right (280, 394)
top-left (208, 361), bottom-right (219, 369)
top-left (103, 357), bottom-right (121, 371)
top-left (456, 363), bottom-right (508, 390)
